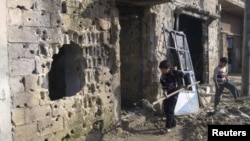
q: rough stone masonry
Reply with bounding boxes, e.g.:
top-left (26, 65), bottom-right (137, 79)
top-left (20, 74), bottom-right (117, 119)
top-left (7, 0), bottom-right (120, 141)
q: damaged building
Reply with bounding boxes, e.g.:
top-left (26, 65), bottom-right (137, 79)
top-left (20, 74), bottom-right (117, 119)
top-left (219, 0), bottom-right (244, 73)
top-left (0, 0), bottom-right (245, 141)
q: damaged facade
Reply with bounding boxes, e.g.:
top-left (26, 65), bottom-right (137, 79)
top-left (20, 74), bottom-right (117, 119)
top-left (219, 0), bottom-right (244, 73)
top-left (0, 0), bottom-right (244, 140)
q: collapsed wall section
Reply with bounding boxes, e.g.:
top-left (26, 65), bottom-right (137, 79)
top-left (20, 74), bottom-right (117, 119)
top-left (7, 0), bottom-right (120, 140)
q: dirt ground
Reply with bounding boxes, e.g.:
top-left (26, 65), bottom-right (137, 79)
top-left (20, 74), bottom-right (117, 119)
top-left (80, 74), bottom-right (250, 141)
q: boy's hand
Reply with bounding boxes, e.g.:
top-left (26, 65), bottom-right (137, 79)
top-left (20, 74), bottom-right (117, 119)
top-left (164, 91), bottom-right (168, 97)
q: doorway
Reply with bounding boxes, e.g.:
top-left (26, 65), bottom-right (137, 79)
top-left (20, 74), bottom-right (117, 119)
top-left (117, 4), bottom-right (144, 108)
top-left (176, 14), bottom-right (204, 83)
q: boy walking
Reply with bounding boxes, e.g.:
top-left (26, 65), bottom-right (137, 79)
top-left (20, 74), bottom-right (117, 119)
top-left (213, 57), bottom-right (241, 111)
top-left (159, 60), bottom-right (191, 133)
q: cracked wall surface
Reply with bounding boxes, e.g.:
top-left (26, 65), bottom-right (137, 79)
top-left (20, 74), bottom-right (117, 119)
top-left (7, 0), bottom-right (120, 140)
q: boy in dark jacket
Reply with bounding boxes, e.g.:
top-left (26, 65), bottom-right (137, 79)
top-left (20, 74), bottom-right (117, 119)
top-left (159, 60), bottom-right (191, 133)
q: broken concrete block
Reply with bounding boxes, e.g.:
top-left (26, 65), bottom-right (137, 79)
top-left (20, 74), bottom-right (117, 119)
top-left (96, 18), bottom-right (111, 31)
top-left (100, 31), bottom-right (110, 46)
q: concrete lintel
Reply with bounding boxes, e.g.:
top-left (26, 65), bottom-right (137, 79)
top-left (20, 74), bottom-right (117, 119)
top-left (219, 0), bottom-right (244, 16)
top-left (175, 6), bottom-right (220, 22)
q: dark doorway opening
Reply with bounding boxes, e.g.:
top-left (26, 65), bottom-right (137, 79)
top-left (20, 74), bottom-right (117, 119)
top-left (49, 42), bottom-right (83, 100)
top-left (117, 4), bottom-right (144, 108)
top-left (176, 14), bottom-right (204, 83)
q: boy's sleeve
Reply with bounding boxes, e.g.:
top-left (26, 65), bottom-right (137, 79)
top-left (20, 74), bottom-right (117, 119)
top-left (175, 70), bottom-right (191, 86)
top-left (183, 72), bottom-right (191, 86)
top-left (160, 76), bottom-right (167, 90)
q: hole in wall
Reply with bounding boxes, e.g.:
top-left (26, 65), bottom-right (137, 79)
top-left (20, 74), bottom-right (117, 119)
top-left (30, 50), bottom-right (35, 54)
top-left (61, 2), bottom-right (67, 13)
top-left (40, 91), bottom-right (45, 100)
top-left (39, 43), bottom-right (48, 56)
top-left (48, 42), bottom-right (84, 100)
top-left (82, 123), bottom-right (86, 128)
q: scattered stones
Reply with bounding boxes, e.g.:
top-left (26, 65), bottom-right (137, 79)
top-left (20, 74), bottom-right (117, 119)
top-left (103, 94), bottom-right (250, 141)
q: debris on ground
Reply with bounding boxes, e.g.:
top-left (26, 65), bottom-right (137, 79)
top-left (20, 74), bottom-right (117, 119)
top-left (101, 96), bottom-right (250, 141)
top-left (84, 75), bottom-right (250, 141)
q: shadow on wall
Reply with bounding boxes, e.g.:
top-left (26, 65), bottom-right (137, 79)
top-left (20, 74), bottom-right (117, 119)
top-left (48, 41), bottom-right (84, 100)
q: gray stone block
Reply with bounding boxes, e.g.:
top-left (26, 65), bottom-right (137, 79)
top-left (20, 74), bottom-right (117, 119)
top-left (8, 26), bottom-right (38, 43)
top-left (7, 0), bottom-right (33, 9)
top-left (9, 76), bottom-right (25, 95)
top-left (24, 75), bottom-right (38, 91)
top-left (23, 10), bottom-right (51, 27)
top-left (10, 59), bottom-right (35, 76)
top-left (8, 9), bottom-right (23, 26)
top-left (8, 43), bottom-right (38, 59)
top-left (13, 123), bottom-right (37, 141)
top-left (25, 105), bottom-right (51, 123)
top-left (34, 0), bottom-right (60, 12)
top-left (12, 92), bottom-right (40, 108)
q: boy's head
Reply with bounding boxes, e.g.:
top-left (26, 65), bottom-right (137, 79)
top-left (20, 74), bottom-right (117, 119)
top-left (159, 60), bottom-right (171, 74)
top-left (219, 57), bottom-right (228, 67)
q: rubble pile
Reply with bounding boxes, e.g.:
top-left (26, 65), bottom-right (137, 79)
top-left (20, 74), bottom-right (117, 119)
top-left (103, 97), bottom-right (250, 141)
top-left (176, 100), bottom-right (250, 140)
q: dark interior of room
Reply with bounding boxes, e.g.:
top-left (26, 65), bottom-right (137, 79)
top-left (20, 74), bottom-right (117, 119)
top-left (176, 14), bottom-right (204, 83)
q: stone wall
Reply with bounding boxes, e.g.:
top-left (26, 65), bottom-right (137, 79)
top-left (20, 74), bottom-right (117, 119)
top-left (7, 0), bottom-right (120, 140)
